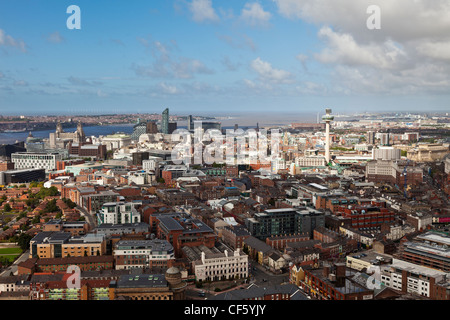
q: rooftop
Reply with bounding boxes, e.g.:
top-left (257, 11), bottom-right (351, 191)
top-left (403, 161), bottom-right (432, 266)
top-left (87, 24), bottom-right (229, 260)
top-left (115, 274), bottom-right (167, 289)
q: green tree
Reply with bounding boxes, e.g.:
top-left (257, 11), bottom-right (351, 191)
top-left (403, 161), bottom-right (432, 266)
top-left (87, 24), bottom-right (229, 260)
top-left (3, 203), bottom-right (12, 212)
top-left (17, 233), bottom-right (32, 251)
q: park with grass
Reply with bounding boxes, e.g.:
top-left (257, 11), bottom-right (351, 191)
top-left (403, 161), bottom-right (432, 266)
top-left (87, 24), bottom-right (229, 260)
top-left (0, 246), bottom-right (23, 265)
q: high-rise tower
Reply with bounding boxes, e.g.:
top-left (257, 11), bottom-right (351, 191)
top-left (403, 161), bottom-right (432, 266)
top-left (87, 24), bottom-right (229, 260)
top-left (187, 115), bottom-right (193, 131)
top-left (161, 108), bottom-right (169, 134)
top-left (322, 108), bottom-right (334, 164)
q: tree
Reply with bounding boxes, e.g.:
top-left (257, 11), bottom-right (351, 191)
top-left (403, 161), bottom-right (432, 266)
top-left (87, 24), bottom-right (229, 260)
top-left (157, 178), bottom-right (165, 184)
top-left (3, 203), bottom-right (12, 212)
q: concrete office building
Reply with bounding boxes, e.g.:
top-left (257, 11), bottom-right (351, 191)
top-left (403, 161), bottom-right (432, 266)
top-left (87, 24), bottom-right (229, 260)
top-left (0, 168), bottom-right (46, 185)
top-left (113, 239), bottom-right (175, 270)
top-left (11, 152), bottom-right (62, 172)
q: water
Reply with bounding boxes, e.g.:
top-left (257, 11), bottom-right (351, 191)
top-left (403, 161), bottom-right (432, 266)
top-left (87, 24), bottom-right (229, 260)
top-left (0, 124), bottom-right (135, 144)
top-left (0, 112), bottom-right (318, 145)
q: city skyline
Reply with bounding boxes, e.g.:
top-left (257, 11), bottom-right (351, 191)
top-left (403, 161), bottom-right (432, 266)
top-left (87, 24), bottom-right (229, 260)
top-left (0, 1), bottom-right (449, 115)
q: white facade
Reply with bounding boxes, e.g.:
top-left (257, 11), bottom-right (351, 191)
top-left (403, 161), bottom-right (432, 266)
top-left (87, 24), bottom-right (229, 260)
top-left (366, 160), bottom-right (397, 177)
top-left (295, 156), bottom-right (326, 167)
top-left (380, 259), bottom-right (448, 298)
top-left (194, 249), bottom-right (248, 282)
top-left (113, 240), bottom-right (174, 270)
top-left (100, 134), bottom-right (132, 151)
top-left (142, 157), bottom-right (163, 172)
top-left (373, 147), bottom-right (401, 161)
top-left (97, 201), bottom-right (141, 225)
top-left (11, 152), bottom-right (62, 172)
top-left (271, 158), bottom-right (286, 173)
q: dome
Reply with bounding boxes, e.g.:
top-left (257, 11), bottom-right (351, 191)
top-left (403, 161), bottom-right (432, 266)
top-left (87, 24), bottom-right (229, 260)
top-left (166, 267), bottom-right (180, 275)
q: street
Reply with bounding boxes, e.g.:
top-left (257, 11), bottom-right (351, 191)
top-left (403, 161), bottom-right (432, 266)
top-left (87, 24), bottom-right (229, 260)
top-left (76, 205), bottom-right (97, 229)
top-left (0, 249), bottom-right (29, 277)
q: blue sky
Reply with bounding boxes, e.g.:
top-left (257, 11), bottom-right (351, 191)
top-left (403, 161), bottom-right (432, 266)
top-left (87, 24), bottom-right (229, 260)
top-left (0, 0), bottom-right (449, 116)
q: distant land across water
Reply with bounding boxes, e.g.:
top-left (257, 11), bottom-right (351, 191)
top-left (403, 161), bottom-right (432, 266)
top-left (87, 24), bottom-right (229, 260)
top-left (0, 112), bottom-right (319, 145)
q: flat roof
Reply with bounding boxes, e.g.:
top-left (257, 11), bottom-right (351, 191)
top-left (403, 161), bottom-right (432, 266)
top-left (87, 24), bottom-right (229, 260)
top-left (416, 232), bottom-right (450, 246)
top-left (308, 183), bottom-right (328, 190)
top-left (115, 239), bottom-right (173, 251)
top-left (116, 274), bottom-right (167, 289)
top-left (389, 258), bottom-right (448, 277)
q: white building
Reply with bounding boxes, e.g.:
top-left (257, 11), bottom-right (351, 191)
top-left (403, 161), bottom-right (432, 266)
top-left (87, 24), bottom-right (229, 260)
top-left (193, 249), bottom-right (248, 282)
top-left (97, 201), bottom-right (141, 225)
top-left (295, 156), bottom-right (326, 167)
top-left (113, 239), bottom-right (174, 270)
top-left (123, 171), bottom-right (155, 185)
top-left (271, 158), bottom-right (286, 173)
top-left (99, 133), bottom-right (132, 151)
top-left (142, 156), bottom-right (163, 172)
top-left (11, 152), bottom-right (62, 172)
top-left (373, 146), bottom-right (401, 161)
top-left (380, 259), bottom-right (448, 298)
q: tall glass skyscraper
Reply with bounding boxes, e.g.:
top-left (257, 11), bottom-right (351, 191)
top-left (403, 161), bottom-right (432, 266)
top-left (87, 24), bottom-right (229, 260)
top-left (161, 108), bottom-right (169, 134)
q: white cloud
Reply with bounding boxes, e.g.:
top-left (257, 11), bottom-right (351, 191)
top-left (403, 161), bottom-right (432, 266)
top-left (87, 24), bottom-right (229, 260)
top-left (222, 56), bottom-right (240, 71)
top-left (67, 76), bottom-right (103, 86)
top-left (296, 81), bottom-right (326, 95)
top-left (97, 89), bottom-right (108, 98)
top-left (46, 31), bottom-right (65, 44)
top-left (133, 40), bottom-right (214, 79)
top-left (250, 57), bottom-right (293, 83)
top-left (315, 26), bottom-right (406, 70)
top-left (13, 80), bottom-right (28, 87)
top-left (188, 0), bottom-right (219, 22)
top-left (273, 0), bottom-right (450, 95)
top-left (273, 0), bottom-right (450, 42)
top-left (159, 82), bottom-right (181, 95)
top-left (416, 41), bottom-right (450, 62)
top-left (241, 2), bottom-right (272, 26)
top-left (0, 29), bottom-right (27, 52)
top-left (217, 33), bottom-right (257, 52)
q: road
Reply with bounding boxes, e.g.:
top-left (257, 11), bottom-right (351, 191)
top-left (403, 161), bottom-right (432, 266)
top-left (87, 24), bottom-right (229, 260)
top-left (0, 249), bottom-right (29, 277)
top-left (76, 205), bottom-right (97, 230)
top-left (249, 260), bottom-right (290, 286)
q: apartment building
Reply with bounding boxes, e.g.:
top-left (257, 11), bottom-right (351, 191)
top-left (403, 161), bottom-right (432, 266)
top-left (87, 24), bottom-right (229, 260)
top-left (113, 239), bottom-right (175, 270)
top-left (366, 159), bottom-right (423, 187)
top-left (380, 259), bottom-right (448, 299)
top-left (29, 232), bottom-right (107, 259)
top-left (97, 201), bottom-right (141, 225)
top-left (245, 208), bottom-right (325, 240)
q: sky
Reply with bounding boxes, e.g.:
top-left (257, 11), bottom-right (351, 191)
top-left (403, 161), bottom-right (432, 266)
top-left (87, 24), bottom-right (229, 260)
top-left (0, 0), bottom-right (449, 116)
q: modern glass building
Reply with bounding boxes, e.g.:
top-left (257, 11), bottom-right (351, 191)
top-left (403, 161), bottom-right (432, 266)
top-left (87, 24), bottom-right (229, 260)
top-left (161, 108), bottom-right (169, 134)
